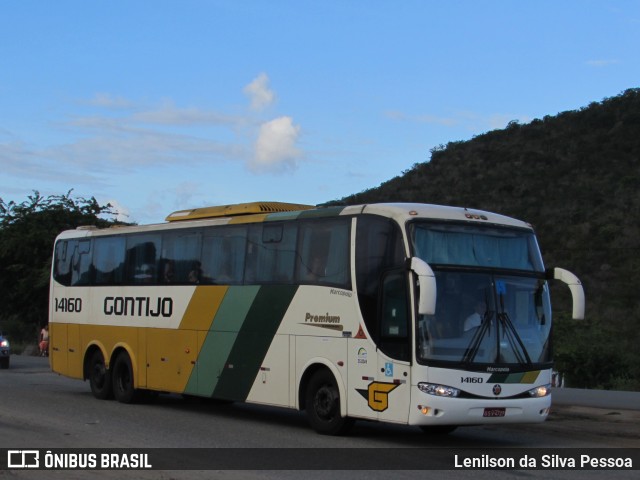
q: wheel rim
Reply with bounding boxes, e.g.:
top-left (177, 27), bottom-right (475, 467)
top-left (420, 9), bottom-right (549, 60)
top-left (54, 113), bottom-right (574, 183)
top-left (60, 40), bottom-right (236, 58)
top-left (314, 384), bottom-right (338, 421)
top-left (91, 363), bottom-right (106, 389)
top-left (116, 362), bottom-right (131, 393)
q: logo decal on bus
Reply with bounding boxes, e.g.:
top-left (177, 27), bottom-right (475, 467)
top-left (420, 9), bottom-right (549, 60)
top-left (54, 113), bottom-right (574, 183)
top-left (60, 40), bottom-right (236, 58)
top-left (356, 382), bottom-right (399, 412)
top-left (357, 348), bottom-right (367, 365)
top-left (103, 296), bottom-right (173, 318)
top-left (301, 312), bottom-right (343, 331)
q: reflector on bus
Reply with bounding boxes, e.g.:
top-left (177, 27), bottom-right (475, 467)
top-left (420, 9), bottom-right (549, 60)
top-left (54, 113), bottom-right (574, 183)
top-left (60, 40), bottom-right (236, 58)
top-left (165, 201), bottom-right (315, 222)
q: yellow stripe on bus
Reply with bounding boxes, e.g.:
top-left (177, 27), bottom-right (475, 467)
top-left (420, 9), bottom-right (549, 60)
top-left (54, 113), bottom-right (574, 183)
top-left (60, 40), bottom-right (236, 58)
top-left (179, 286), bottom-right (228, 331)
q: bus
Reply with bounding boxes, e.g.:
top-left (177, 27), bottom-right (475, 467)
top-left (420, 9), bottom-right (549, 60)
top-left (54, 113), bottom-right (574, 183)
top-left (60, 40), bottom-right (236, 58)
top-left (49, 201), bottom-right (584, 435)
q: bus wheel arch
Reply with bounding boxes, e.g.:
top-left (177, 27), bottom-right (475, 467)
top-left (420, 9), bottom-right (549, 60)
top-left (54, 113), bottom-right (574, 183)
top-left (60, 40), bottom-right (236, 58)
top-left (300, 363), bottom-right (353, 435)
top-left (84, 345), bottom-right (113, 400)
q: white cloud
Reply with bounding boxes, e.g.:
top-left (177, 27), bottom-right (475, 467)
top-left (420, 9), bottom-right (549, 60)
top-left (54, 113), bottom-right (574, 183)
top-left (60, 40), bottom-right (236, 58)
top-left (102, 198), bottom-right (131, 222)
top-left (243, 73), bottom-right (276, 111)
top-left (585, 59), bottom-right (619, 68)
top-left (61, 96), bottom-right (250, 169)
top-left (132, 100), bottom-right (244, 126)
top-left (252, 116), bottom-right (301, 172)
top-left (87, 93), bottom-right (134, 109)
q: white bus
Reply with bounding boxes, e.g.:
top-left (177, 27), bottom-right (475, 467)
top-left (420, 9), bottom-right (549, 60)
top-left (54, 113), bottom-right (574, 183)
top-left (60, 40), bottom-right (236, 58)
top-left (49, 202), bottom-right (584, 435)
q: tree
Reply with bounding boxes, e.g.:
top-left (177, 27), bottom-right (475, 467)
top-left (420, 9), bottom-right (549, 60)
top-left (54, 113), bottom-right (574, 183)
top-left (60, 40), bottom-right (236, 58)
top-left (0, 191), bottom-right (122, 344)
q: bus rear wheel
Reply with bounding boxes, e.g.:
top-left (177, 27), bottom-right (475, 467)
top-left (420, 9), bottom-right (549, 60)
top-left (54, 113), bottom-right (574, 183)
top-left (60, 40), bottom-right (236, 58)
top-left (305, 369), bottom-right (353, 435)
top-left (88, 350), bottom-right (112, 400)
top-left (112, 351), bottom-right (140, 404)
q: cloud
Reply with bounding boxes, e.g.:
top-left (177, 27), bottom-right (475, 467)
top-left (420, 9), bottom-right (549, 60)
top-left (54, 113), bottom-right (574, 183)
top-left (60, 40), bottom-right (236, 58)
top-left (243, 73), bottom-right (276, 111)
top-left (585, 59), bottom-right (619, 68)
top-left (61, 96), bottom-right (250, 170)
top-left (132, 100), bottom-right (245, 126)
top-left (252, 116), bottom-right (301, 172)
top-left (2, 78), bottom-right (301, 204)
top-left (86, 93), bottom-right (134, 109)
top-left (102, 198), bottom-right (131, 222)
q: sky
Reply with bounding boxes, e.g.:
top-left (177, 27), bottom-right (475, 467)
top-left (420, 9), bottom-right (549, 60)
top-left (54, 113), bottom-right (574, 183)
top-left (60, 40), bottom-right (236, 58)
top-left (1, 1), bottom-right (639, 224)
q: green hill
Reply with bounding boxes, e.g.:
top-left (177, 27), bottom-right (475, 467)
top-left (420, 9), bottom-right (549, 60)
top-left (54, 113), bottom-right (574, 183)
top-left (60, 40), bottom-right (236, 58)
top-left (332, 88), bottom-right (640, 390)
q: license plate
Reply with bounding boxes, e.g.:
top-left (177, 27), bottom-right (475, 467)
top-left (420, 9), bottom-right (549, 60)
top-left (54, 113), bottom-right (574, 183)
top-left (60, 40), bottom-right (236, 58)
top-left (483, 407), bottom-right (506, 417)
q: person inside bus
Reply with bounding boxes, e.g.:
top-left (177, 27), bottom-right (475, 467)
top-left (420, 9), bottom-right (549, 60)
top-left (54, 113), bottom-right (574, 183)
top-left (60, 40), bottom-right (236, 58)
top-left (463, 301), bottom-right (487, 333)
top-left (162, 260), bottom-right (175, 284)
top-left (300, 253), bottom-right (326, 283)
top-left (188, 261), bottom-right (203, 283)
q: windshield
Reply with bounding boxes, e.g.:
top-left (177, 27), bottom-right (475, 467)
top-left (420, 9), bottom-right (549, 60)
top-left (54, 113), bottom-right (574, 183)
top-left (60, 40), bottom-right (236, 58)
top-left (410, 222), bottom-right (551, 369)
top-left (416, 272), bottom-right (552, 368)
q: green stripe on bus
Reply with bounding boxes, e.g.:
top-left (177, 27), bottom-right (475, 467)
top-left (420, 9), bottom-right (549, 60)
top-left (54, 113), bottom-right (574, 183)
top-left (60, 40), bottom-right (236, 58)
top-left (184, 286), bottom-right (260, 396)
top-left (297, 206), bottom-right (345, 219)
top-left (264, 211), bottom-right (306, 221)
top-left (487, 371), bottom-right (540, 384)
top-left (212, 284), bottom-right (298, 401)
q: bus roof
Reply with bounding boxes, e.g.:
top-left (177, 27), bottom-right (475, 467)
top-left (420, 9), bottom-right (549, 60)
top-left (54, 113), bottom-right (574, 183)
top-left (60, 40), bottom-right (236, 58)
top-left (55, 202), bottom-right (532, 241)
top-left (357, 203), bottom-right (533, 230)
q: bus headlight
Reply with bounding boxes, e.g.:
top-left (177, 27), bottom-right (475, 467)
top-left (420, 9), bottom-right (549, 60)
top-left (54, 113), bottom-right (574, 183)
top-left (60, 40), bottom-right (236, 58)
top-left (528, 384), bottom-right (551, 398)
top-left (418, 382), bottom-right (460, 398)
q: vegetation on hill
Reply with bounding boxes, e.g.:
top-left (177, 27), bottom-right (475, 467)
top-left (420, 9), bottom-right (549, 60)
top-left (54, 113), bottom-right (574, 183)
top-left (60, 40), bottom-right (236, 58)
top-left (332, 88), bottom-right (640, 390)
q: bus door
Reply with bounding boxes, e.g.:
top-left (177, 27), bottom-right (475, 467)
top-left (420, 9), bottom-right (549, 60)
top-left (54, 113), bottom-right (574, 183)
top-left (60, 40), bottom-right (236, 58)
top-left (373, 270), bottom-right (412, 424)
top-left (349, 270), bottom-right (412, 423)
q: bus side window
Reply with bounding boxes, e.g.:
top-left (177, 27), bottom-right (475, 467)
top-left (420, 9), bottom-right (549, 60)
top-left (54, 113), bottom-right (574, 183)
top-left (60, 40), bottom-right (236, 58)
top-left (71, 240), bottom-right (92, 285)
top-left (54, 240), bottom-right (73, 286)
top-left (355, 215), bottom-right (405, 346)
top-left (202, 226), bottom-right (247, 285)
top-left (379, 271), bottom-right (410, 361)
top-left (297, 219), bottom-right (351, 288)
top-left (161, 231), bottom-right (201, 284)
top-left (93, 237), bottom-right (125, 285)
top-left (125, 234), bottom-right (160, 284)
top-left (246, 223), bottom-right (297, 284)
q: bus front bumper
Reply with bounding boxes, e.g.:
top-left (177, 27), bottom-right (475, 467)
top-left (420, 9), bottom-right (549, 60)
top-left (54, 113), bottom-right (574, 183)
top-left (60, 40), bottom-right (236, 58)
top-left (408, 387), bottom-right (552, 427)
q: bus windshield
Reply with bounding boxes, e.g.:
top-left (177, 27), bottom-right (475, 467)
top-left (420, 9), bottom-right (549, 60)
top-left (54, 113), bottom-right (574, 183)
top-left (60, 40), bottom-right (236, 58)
top-left (410, 222), bottom-right (552, 368)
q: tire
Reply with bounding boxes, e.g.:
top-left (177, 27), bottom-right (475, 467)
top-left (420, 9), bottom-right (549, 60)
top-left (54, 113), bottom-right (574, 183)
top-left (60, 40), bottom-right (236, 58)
top-left (305, 369), bottom-right (353, 435)
top-left (88, 350), bottom-right (112, 400)
top-left (0, 357), bottom-right (8, 369)
top-left (419, 425), bottom-right (458, 435)
top-left (111, 351), bottom-right (140, 404)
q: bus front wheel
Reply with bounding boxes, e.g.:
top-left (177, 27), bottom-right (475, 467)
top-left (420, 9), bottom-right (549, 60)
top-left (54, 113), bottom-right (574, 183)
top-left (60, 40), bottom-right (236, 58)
top-left (112, 352), bottom-right (139, 404)
top-left (88, 350), bottom-right (112, 400)
top-left (305, 369), bottom-right (353, 435)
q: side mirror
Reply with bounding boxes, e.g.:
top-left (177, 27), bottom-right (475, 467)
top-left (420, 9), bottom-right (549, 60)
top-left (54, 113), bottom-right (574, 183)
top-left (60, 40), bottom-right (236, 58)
top-left (547, 268), bottom-right (585, 320)
top-left (410, 257), bottom-right (437, 315)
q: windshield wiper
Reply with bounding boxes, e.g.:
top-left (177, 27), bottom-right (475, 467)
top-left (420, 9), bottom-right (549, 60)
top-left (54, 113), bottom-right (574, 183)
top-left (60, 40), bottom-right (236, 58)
top-left (497, 309), bottom-right (532, 365)
top-left (462, 310), bottom-right (494, 364)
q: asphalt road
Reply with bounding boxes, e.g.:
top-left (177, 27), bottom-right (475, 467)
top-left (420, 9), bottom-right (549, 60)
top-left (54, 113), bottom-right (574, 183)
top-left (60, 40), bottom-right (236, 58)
top-left (0, 355), bottom-right (638, 480)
